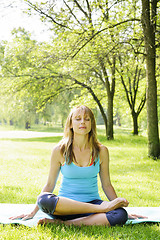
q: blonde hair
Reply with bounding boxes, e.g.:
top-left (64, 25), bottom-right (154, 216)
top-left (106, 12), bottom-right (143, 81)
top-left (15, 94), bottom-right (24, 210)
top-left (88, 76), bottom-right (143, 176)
top-left (60, 105), bottom-right (100, 165)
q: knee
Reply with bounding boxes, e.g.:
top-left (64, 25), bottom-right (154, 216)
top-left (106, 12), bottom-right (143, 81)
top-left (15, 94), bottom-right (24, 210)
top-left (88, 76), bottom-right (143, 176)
top-left (37, 192), bottom-right (59, 215)
top-left (106, 208), bottom-right (128, 226)
top-left (118, 208), bottom-right (128, 224)
top-left (37, 192), bottom-right (50, 213)
top-left (37, 192), bottom-right (50, 204)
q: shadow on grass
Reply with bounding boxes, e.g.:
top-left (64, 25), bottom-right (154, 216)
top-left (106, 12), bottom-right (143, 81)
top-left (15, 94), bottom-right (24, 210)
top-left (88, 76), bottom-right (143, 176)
top-left (0, 136), bottom-right (63, 143)
top-left (98, 134), bottom-right (147, 145)
top-left (0, 134), bottom-right (147, 146)
top-left (0, 134), bottom-right (147, 145)
top-left (28, 126), bottom-right (64, 133)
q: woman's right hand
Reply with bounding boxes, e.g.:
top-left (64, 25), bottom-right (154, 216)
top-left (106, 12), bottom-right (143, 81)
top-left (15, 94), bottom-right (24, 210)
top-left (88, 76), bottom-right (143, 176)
top-left (9, 212), bottom-right (35, 221)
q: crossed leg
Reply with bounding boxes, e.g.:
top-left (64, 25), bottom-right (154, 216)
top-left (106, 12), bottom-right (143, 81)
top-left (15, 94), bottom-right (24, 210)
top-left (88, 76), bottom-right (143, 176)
top-left (37, 192), bottom-right (129, 216)
top-left (38, 213), bottom-right (110, 226)
top-left (37, 193), bottom-right (129, 226)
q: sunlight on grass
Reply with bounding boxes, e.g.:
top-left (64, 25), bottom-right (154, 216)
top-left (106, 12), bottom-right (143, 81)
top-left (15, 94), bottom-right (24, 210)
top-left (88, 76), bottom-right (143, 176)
top-left (0, 126), bottom-right (160, 239)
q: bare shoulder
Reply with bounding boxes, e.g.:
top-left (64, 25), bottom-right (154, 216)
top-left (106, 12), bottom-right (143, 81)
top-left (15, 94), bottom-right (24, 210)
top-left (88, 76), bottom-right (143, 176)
top-left (99, 144), bottom-right (109, 155)
top-left (51, 144), bottom-right (64, 165)
top-left (52, 144), bottom-right (62, 154)
top-left (99, 144), bottom-right (109, 164)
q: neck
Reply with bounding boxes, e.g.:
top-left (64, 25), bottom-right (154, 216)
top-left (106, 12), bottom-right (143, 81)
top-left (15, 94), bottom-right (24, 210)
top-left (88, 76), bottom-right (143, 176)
top-left (73, 134), bottom-right (90, 151)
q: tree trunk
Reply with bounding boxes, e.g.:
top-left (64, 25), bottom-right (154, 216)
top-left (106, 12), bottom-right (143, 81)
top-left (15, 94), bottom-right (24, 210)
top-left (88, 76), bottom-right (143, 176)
top-left (88, 87), bottom-right (108, 138)
top-left (99, 55), bottom-right (115, 140)
top-left (87, 85), bottom-right (108, 138)
top-left (25, 121), bottom-right (30, 129)
top-left (141, 0), bottom-right (160, 158)
top-left (132, 112), bottom-right (138, 135)
top-left (106, 55), bottom-right (115, 140)
top-left (107, 95), bottom-right (114, 140)
top-left (73, 78), bottom-right (108, 137)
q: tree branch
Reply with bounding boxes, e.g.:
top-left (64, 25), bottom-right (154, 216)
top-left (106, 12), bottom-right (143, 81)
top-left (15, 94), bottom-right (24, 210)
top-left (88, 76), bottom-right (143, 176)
top-left (97, 0), bottom-right (109, 21)
top-left (63, 0), bottom-right (84, 28)
top-left (137, 92), bottom-right (146, 115)
top-left (26, 0), bottom-right (72, 30)
top-left (71, 18), bottom-right (141, 58)
top-left (73, 0), bottom-right (89, 19)
top-left (71, 76), bottom-right (108, 128)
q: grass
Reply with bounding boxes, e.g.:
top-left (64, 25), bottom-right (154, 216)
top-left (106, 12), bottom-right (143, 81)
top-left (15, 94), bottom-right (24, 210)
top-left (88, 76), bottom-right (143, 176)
top-left (0, 126), bottom-right (160, 239)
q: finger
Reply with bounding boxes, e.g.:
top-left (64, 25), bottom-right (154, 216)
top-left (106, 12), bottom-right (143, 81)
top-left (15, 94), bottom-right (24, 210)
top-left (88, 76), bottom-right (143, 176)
top-left (132, 214), bottom-right (148, 219)
top-left (128, 215), bottom-right (138, 219)
top-left (22, 215), bottom-right (32, 221)
top-left (124, 199), bottom-right (129, 204)
top-left (129, 214), bottom-right (148, 219)
top-left (137, 215), bottom-right (148, 219)
top-left (122, 201), bottom-right (129, 207)
top-left (9, 214), bottom-right (25, 220)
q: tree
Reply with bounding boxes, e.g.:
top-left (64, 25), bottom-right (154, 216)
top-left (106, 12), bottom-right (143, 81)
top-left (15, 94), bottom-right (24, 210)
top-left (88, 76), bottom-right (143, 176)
top-left (141, 0), bottom-right (160, 158)
top-left (25, 0), bottom-right (139, 139)
top-left (2, 0), bottom-right (159, 151)
top-left (1, 28), bottom-right (66, 106)
top-left (118, 54), bottom-right (146, 135)
top-left (25, 0), bottom-right (159, 152)
top-left (0, 28), bottom-right (79, 127)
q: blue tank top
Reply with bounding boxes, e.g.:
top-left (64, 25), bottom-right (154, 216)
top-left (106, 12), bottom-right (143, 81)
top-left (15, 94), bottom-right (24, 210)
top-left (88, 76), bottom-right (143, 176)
top-left (58, 157), bottom-right (101, 202)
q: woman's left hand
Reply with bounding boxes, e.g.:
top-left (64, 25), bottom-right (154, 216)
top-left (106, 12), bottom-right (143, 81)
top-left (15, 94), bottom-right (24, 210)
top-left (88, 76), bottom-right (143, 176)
top-left (128, 214), bottom-right (148, 219)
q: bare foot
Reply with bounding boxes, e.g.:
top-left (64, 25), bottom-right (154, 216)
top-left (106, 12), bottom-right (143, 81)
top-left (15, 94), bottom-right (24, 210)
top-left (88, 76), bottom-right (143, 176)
top-left (37, 218), bottom-right (63, 226)
top-left (37, 218), bottom-right (56, 225)
top-left (100, 198), bottom-right (129, 212)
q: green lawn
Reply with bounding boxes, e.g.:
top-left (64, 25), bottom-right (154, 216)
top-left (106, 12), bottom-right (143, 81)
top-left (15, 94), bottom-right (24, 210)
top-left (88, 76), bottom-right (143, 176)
top-left (0, 126), bottom-right (160, 239)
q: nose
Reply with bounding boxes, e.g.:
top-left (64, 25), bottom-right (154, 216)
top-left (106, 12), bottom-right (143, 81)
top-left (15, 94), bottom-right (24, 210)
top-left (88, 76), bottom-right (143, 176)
top-left (81, 118), bottom-right (85, 123)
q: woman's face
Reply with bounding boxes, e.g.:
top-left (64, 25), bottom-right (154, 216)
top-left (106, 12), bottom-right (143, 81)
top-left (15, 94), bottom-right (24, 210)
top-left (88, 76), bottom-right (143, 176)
top-left (71, 109), bottom-right (92, 136)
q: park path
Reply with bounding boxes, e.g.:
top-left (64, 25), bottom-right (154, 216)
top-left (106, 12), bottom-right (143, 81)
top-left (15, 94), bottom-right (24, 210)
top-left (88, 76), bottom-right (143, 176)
top-left (0, 130), bottom-right (63, 139)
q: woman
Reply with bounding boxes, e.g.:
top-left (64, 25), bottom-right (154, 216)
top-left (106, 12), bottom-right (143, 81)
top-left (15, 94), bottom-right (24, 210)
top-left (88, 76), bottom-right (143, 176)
top-left (10, 105), bottom-right (139, 226)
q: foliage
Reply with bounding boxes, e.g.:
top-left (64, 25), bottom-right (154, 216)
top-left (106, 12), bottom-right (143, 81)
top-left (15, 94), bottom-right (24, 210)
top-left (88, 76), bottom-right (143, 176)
top-left (0, 0), bottom-right (160, 146)
top-left (0, 28), bottom-right (78, 127)
top-left (23, 0), bottom-right (143, 139)
top-left (2, 28), bottom-right (64, 103)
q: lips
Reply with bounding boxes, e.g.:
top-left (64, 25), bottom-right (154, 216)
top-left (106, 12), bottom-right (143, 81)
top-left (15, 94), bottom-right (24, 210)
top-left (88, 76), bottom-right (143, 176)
top-left (79, 126), bottom-right (86, 129)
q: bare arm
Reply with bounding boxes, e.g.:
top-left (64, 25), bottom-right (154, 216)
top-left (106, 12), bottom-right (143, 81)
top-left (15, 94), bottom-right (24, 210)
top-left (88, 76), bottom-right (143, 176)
top-left (99, 145), bottom-right (148, 219)
top-left (10, 144), bottom-right (62, 220)
top-left (99, 145), bottom-right (118, 201)
top-left (41, 145), bottom-right (62, 193)
top-left (31, 145), bottom-right (62, 214)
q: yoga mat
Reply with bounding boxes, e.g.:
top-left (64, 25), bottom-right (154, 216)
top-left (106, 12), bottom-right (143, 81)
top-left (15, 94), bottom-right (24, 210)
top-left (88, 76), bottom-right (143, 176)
top-left (125, 207), bottom-right (160, 225)
top-left (0, 204), bottom-right (52, 227)
top-left (0, 204), bottom-right (160, 227)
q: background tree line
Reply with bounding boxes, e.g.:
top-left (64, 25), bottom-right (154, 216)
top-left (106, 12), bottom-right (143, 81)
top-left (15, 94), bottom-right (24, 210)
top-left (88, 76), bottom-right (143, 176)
top-left (0, 0), bottom-right (160, 159)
